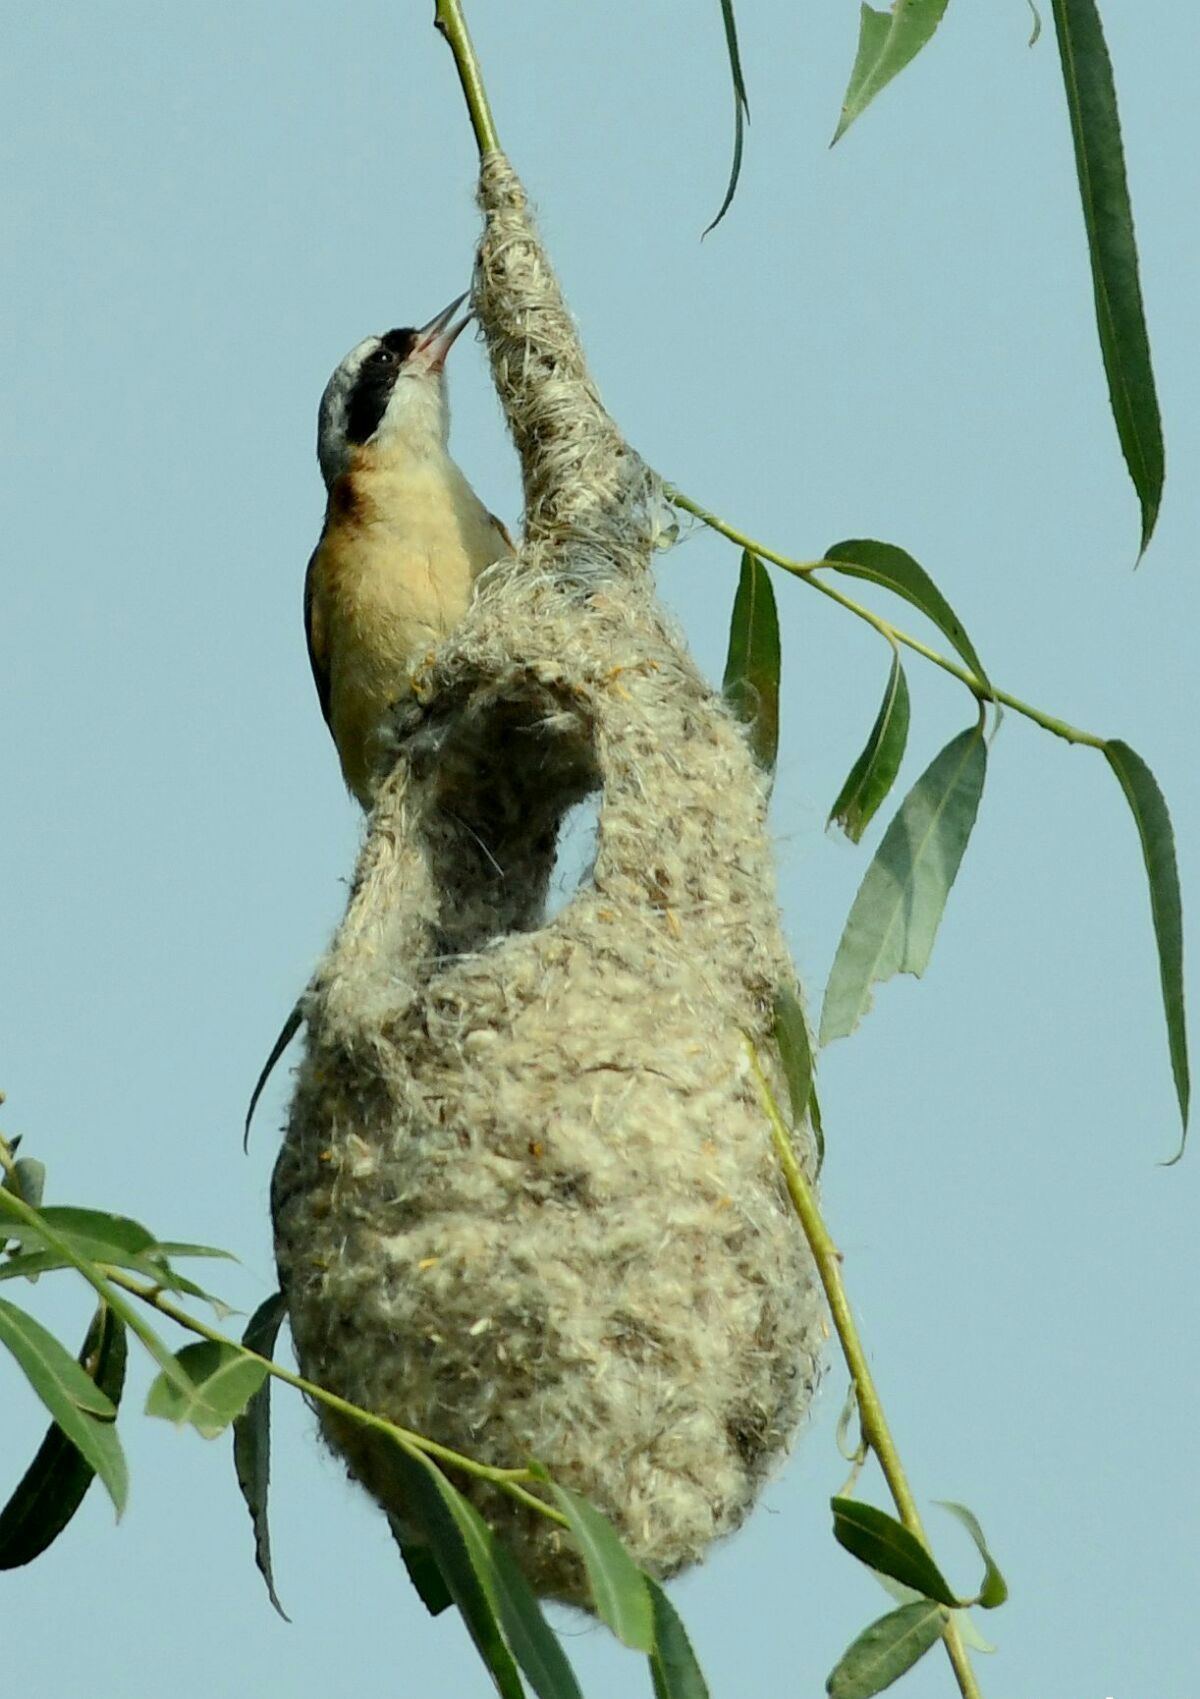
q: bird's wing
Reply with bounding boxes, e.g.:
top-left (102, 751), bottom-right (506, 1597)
top-left (303, 544), bottom-right (333, 729)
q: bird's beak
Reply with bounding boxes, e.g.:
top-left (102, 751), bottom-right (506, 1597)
top-left (411, 291), bottom-right (472, 374)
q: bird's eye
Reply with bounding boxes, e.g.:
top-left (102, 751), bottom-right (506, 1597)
top-left (370, 346), bottom-right (398, 367)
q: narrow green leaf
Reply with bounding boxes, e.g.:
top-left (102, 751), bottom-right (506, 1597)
top-left (822, 541), bottom-right (990, 693)
top-left (647, 1578), bottom-right (710, 1699)
top-left (543, 1483), bottom-right (654, 1651)
top-left (773, 986), bottom-right (814, 1123)
top-left (820, 724), bottom-right (987, 1045)
top-left (38, 1206), bottom-right (157, 1253)
top-left (244, 1001), bottom-right (304, 1152)
top-left (1, 1157), bottom-right (46, 1211)
top-left (773, 987), bottom-right (821, 1166)
top-left (935, 1501), bottom-right (1008, 1609)
top-left (232, 1291), bottom-right (289, 1620)
top-left (143, 1264), bottom-right (235, 1319)
top-left (388, 1448), bottom-right (525, 1699)
top-left (467, 1506), bottom-right (585, 1699)
top-left (830, 653), bottom-right (912, 843)
top-left (0, 1305), bottom-right (127, 1567)
top-left (0, 1205), bottom-right (158, 1264)
top-left (704, 0), bottom-right (750, 235)
top-left (722, 550), bottom-right (781, 775)
top-left (831, 1498), bottom-right (958, 1607)
top-left (0, 1297), bottom-right (116, 1419)
top-left (0, 1158), bottom-right (44, 1256)
top-left (0, 1191), bottom-right (194, 1399)
top-left (0, 1247), bottom-right (230, 1317)
top-left (154, 1242), bottom-right (238, 1262)
top-left (1104, 740), bottom-right (1188, 1151)
top-left (809, 1082), bottom-right (825, 1153)
top-left (146, 1341), bottom-right (268, 1439)
top-left (394, 1526), bottom-right (455, 1617)
top-left (0, 1208), bottom-right (232, 1310)
top-left (832, 1), bottom-right (950, 145)
top-left (835, 1383), bottom-right (863, 1463)
top-left (0, 1250), bottom-right (76, 1283)
top-left (15, 1160), bottom-right (45, 1208)
top-left (1027, 0), bottom-right (1043, 46)
top-left (0, 1297), bottom-right (127, 1516)
top-left (1050, 0), bottom-right (1164, 555)
top-left (827, 1600), bottom-right (947, 1699)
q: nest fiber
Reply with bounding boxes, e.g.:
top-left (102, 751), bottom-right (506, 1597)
top-left (272, 153), bottom-right (824, 1603)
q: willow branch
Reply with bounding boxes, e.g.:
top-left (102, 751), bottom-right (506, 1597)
top-left (669, 486), bottom-right (1107, 750)
top-left (745, 1042), bottom-right (985, 1699)
top-left (433, 0), bottom-right (501, 157)
top-left (100, 1267), bottom-right (565, 1526)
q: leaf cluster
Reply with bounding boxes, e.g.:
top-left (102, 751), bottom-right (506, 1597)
top-left (0, 1146), bottom-right (710, 1697)
top-left (713, 0), bottom-right (1162, 555)
top-left (718, 533), bottom-right (1186, 1155)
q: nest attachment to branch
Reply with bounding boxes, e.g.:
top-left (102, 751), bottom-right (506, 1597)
top-left (271, 153), bottom-right (823, 1604)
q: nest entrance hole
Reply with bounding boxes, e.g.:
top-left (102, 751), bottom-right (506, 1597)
top-left (545, 792), bottom-right (601, 921)
top-left (407, 682), bottom-right (602, 956)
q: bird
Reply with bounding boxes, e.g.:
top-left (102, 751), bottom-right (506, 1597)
top-left (305, 292), bottom-right (513, 808)
top-left (246, 296), bottom-right (513, 1148)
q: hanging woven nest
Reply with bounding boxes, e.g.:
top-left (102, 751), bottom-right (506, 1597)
top-left (271, 153), bottom-right (824, 1605)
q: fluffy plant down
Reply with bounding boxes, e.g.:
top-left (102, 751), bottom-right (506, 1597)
top-left (271, 152), bottom-right (825, 1603)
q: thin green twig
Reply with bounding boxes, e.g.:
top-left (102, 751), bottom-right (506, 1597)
top-left (744, 1041), bottom-right (985, 1699)
top-left (668, 485), bottom-right (1106, 750)
top-left (434, 0), bottom-right (501, 157)
top-left (101, 1267), bottom-right (567, 1528)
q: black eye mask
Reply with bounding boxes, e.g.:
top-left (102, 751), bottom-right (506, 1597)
top-left (345, 328), bottom-right (418, 444)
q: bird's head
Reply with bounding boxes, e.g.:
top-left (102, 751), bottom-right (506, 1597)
top-left (317, 292), bottom-right (471, 488)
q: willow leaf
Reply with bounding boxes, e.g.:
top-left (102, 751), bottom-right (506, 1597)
top-left (232, 1291), bottom-right (290, 1620)
top-left (0, 1305), bottom-right (127, 1566)
top-left (827, 1600), bottom-right (946, 1699)
top-left (822, 540), bottom-right (989, 693)
top-left (935, 1501), bottom-right (1008, 1609)
top-left (832, 1498), bottom-right (958, 1608)
top-left (723, 550), bottom-right (781, 775)
top-left (647, 1578), bottom-right (710, 1699)
top-left (146, 1341), bottom-right (267, 1439)
top-left (832, 1), bottom-right (951, 145)
top-left (0, 1298), bottom-right (127, 1517)
top-left (829, 652), bottom-right (911, 842)
top-left (704, 0), bottom-right (750, 234)
top-left (1050, 0), bottom-right (1163, 554)
top-left (543, 1482), bottom-right (654, 1652)
top-left (1104, 740), bottom-right (1188, 1152)
top-left (821, 724), bottom-right (987, 1045)
top-left (389, 1447), bottom-right (526, 1699)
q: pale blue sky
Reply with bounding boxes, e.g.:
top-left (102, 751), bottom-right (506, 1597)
top-left (2, 5), bottom-right (1196, 1696)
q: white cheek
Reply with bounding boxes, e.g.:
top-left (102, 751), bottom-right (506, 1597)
top-left (377, 375), bottom-right (449, 453)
